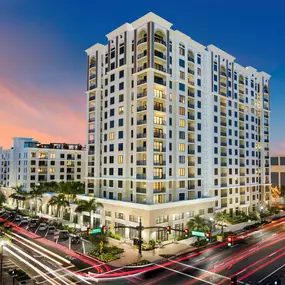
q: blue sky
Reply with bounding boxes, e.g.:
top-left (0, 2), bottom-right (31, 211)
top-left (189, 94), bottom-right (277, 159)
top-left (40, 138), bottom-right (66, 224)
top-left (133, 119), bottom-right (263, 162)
top-left (0, 0), bottom-right (284, 152)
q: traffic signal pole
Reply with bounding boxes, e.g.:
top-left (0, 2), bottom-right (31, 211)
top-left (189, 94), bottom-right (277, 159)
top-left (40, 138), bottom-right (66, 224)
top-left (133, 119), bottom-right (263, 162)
top-left (138, 217), bottom-right (142, 257)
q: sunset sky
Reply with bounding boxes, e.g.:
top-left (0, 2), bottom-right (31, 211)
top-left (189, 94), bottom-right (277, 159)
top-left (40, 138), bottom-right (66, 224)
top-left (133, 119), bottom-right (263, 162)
top-left (1, 0), bottom-right (285, 153)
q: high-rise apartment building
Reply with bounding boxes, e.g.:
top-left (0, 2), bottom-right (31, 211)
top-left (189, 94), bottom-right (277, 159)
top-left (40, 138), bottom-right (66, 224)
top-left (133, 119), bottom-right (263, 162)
top-left (85, 13), bottom-right (270, 240)
top-left (0, 137), bottom-right (85, 191)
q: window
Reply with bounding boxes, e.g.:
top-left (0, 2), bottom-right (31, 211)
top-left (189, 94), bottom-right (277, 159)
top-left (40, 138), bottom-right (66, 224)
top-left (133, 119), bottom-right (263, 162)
top-left (119, 82), bottom-right (124, 90)
top-left (179, 83), bottom-right (185, 91)
top-left (119, 94), bottom-right (124, 102)
top-left (118, 155), bottom-right (123, 164)
top-left (179, 71), bottom-right (185, 80)
top-left (179, 59), bottom-right (185, 68)
top-left (156, 215), bottom-right (168, 224)
top-left (179, 144), bottom-right (185, 152)
top-left (179, 107), bottom-right (185, 115)
top-left (271, 157), bottom-right (278, 165)
top-left (109, 132), bottom-right (114, 140)
top-left (119, 70), bottom-right (124, 78)
top-left (179, 119), bottom-right (185, 127)
top-left (119, 118), bottom-right (124, 126)
top-left (179, 95), bottom-right (185, 103)
top-left (118, 106), bottom-right (124, 115)
top-left (179, 168), bottom-right (185, 176)
top-left (115, 212), bottom-right (124, 220)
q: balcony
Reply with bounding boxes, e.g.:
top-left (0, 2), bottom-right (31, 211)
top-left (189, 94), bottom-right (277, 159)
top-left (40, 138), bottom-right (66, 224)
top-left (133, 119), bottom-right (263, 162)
top-left (87, 183), bottom-right (94, 188)
top-left (154, 51), bottom-right (166, 60)
top-left (221, 173), bottom-right (227, 177)
top-left (239, 126), bottom-right (244, 131)
top-left (136, 174), bottom-right (146, 179)
top-left (89, 95), bottom-right (95, 101)
top-left (188, 80), bottom-right (195, 86)
top-left (221, 153), bottom-right (227, 157)
top-left (239, 117), bottom-right (244, 121)
top-left (220, 112), bottom-right (227, 117)
top-left (136, 187), bottom-right (146, 193)
top-left (89, 85), bottom-right (96, 90)
top-left (137, 37), bottom-right (147, 45)
top-left (220, 122), bottom-right (227, 127)
top-left (240, 163), bottom-right (245, 167)
top-left (188, 174), bottom-right (195, 178)
top-left (221, 92), bottom-right (227, 97)
top-left (188, 91), bottom-right (195, 98)
top-left (188, 150), bottom-right (195, 155)
top-left (188, 57), bottom-right (194, 63)
top-left (220, 102), bottom-right (227, 107)
top-left (137, 147), bottom-right (147, 152)
top-left (220, 132), bottom-right (227, 137)
top-left (240, 182), bottom-right (245, 186)
top-left (188, 185), bottom-right (195, 190)
top-left (221, 163), bottom-right (227, 167)
top-left (89, 117), bottom-right (95, 123)
top-left (221, 183), bottom-right (227, 187)
top-left (89, 128), bottom-right (95, 133)
top-left (137, 120), bottom-right (147, 125)
top-left (154, 147), bottom-right (166, 152)
top-left (137, 133), bottom-right (147, 139)
top-left (188, 103), bottom-right (195, 109)
top-left (89, 63), bottom-right (96, 68)
top-left (88, 140), bottom-right (95, 144)
top-left (88, 151), bottom-right (95, 155)
top-left (240, 154), bottom-right (245, 158)
top-left (188, 161), bottom-right (195, 166)
top-left (221, 203), bottom-right (228, 208)
top-left (153, 174), bottom-right (166, 179)
top-left (220, 71), bottom-right (227, 77)
top-left (137, 79), bottom-right (147, 85)
top-left (88, 162), bottom-right (94, 166)
top-left (137, 160), bottom-right (147, 166)
top-left (220, 82), bottom-right (227, 87)
top-left (240, 173), bottom-right (245, 176)
top-left (154, 120), bottom-right (166, 126)
top-left (240, 135), bottom-right (245, 139)
top-left (137, 65), bottom-right (147, 72)
top-left (154, 106), bottom-right (166, 112)
top-left (154, 93), bottom-right (167, 100)
top-left (221, 192), bottom-right (227, 197)
top-left (188, 138), bottom-right (195, 144)
top-left (154, 37), bottom-right (166, 46)
top-left (154, 78), bottom-right (166, 86)
top-left (137, 51), bottom-right (147, 59)
top-left (221, 142), bottom-right (227, 147)
top-left (188, 127), bottom-right (195, 132)
top-left (137, 92), bottom-right (147, 99)
top-left (188, 115), bottom-right (195, 120)
top-left (239, 90), bottom-right (244, 95)
top-left (137, 106), bottom-right (147, 112)
top-left (153, 187), bottom-right (166, 194)
top-left (154, 132), bottom-right (166, 138)
top-left (188, 69), bottom-right (195, 75)
top-left (239, 98), bottom-right (244, 103)
top-left (154, 161), bottom-right (166, 166)
top-left (154, 65), bottom-right (166, 73)
top-left (89, 74), bottom-right (96, 80)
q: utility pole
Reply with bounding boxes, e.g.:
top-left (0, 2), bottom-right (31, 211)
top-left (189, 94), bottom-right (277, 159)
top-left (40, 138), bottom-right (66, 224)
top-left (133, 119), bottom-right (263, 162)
top-left (138, 217), bottom-right (142, 257)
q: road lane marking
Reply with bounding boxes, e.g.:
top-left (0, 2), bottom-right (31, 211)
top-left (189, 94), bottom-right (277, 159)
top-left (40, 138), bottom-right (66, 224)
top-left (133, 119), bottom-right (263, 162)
top-left (154, 263), bottom-right (216, 285)
top-left (258, 263), bottom-right (285, 283)
top-left (269, 251), bottom-right (277, 257)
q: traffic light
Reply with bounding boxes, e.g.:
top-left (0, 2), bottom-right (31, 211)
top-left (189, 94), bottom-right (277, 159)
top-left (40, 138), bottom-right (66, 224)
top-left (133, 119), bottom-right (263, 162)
top-left (228, 236), bottom-right (233, 247)
top-left (184, 228), bottom-right (189, 238)
top-left (230, 275), bottom-right (237, 285)
top-left (87, 227), bottom-right (91, 235)
top-left (205, 232), bottom-right (211, 242)
top-left (166, 226), bottom-right (171, 234)
top-left (102, 225), bottom-right (107, 234)
top-left (274, 280), bottom-right (281, 285)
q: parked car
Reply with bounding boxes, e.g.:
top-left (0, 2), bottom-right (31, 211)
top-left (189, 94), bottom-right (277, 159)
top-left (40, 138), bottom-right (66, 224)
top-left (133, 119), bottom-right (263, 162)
top-left (14, 215), bottom-right (22, 221)
top-left (70, 234), bottom-right (81, 244)
top-left (20, 217), bottom-right (30, 224)
top-left (58, 230), bottom-right (69, 239)
top-left (29, 219), bottom-right (38, 228)
top-left (47, 226), bottom-right (56, 234)
top-left (38, 223), bottom-right (48, 231)
top-left (0, 209), bottom-right (6, 215)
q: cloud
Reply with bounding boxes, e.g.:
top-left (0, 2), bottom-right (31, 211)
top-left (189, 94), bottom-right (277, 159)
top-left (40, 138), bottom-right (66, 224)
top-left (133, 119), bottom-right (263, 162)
top-left (0, 79), bottom-right (86, 148)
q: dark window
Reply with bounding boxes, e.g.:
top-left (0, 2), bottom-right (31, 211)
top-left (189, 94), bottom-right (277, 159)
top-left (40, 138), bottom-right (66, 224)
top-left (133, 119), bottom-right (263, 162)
top-left (280, 157), bottom-right (285, 165)
top-left (271, 157), bottom-right (278, 165)
top-left (119, 70), bottom-right (124, 78)
top-left (281, 172), bottom-right (285, 188)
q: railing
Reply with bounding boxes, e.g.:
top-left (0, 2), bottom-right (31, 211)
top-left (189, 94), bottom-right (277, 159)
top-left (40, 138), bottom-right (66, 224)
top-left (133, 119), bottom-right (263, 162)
top-left (89, 129), bottom-right (95, 133)
top-left (154, 65), bottom-right (166, 72)
top-left (188, 185), bottom-right (195, 190)
top-left (221, 183), bottom-right (227, 187)
top-left (188, 80), bottom-right (195, 86)
top-left (137, 79), bottom-right (147, 85)
top-left (136, 187), bottom-right (146, 193)
top-left (221, 142), bottom-right (227, 146)
top-left (137, 120), bottom-right (147, 125)
top-left (240, 136), bottom-right (245, 139)
top-left (221, 163), bottom-right (227, 167)
top-left (188, 138), bottom-right (195, 143)
top-left (154, 37), bottom-right (166, 46)
top-left (154, 120), bottom-right (166, 125)
top-left (137, 160), bottom-right (147, 165)
top-left (188, 127), bottom-right (195, 132)
top-left (89, 85), bottom-right (96, 90)
top-left (89, 107), bottom-right (95, 112)
top-left (154, 93), bottom-right (167, 99)
top-left (188, 115), bottom-right (195, 120)
top-left (137, 133), bottom-right (146, 139)
top-left (188, 103), bottom-right (195, 109)
top-left (153, 174), bottom-right (166, 179)
top-left (220, 102), bottom-right (227, 107)
top-left (188, 162), bottom-right (195, 166)
top-left (240, 154), bottom-right (245, 158)
top-left (239, 117), bottom-right (245, 121)
top-left (220, 82), bottom-right (227, 87)
top-left (137, 92), bottom-right (147, 99)
top-left (220, 71), bottom-right (227, 77)
top-left (154, 78), bottom-right (166, 86)
top-left (188, 150), bottom-right (195, 155)
top-left (221, 122), bottom-right (227, 127)
top-left (89, 118), bottom-right (95, 122)
top-left (137, 52), bottom-right (147, 59)
top-left (137, 37), bottom-right (147, 45)
top-left (153, 148), bottom-right (166, 152)
top-left (240, 173), bottom-right (245, 176)
top-left (220, 132), bottom-right (227, 136)
top-left (89, 95), bottom-right (95, 101)
top-left (153, 188), bottom-right (166, 193)
top-left (137, 106), bottom-right (147, 112)
top-left (221, 193), bottom-right (227, 197)
top-left (88, 151), bottom-right (95, 155)
top-left (220, 112), bottom-right (227, 117)
top-left (136, 174), bottom-right (146, 179)
top-left (239, 126), bottom-right (244, 130)
top-left (89, 63), bottom-right (96, 68)
top-left (221, 173), bottom-right (227, 177)
top-left (154, 51), bottom-right (166, 60)
top-left (221, 92), bottom-right (227, 97)
top-left (137, 147), bottom-right (147, 152)
top-left (89, 74), bottom-right (96, 80)
top-left (188, 91), bottom-right (195, 98)
top-left (221, 153), bottom-right (227, 156)
top-left (240, 145), bottom-right (245, 148)
top-left (88, 140), bottom-right (95, 144)
top-left (239, 80), bottom-right (244, 84)
top-left (188, 69), bottom-right (195, 75)
top-left (154, 106), bottom-right (166, 112)
top-left (188, 57), bottom-right (194, 63)
top-left (88, 162), bottom-right (94, 166)
top-left (154, 132), bottom-right (166, 138)
top-left (154, 161), bottom-right (166, 166)
top-left (137, 66), bottom-right (147, 72)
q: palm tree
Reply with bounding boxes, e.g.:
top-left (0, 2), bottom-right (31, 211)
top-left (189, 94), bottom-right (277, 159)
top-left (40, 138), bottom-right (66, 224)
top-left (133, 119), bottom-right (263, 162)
top-left (0, 193), bottom-right (7, 208)
top-left (214, 211), bottom-right (229, 236)
top-left (187, 215), bottom-right (210, 245)
top-left (48, 194), bottom-right (69, 218)
top-left (55, 181), bottom-right (85, 203)
top-left (75, 198), bottom-right (103, 227)
top-left (9, 185), bottom-right (27, 212)
top-left (29, 185), bottom-right (45, 215)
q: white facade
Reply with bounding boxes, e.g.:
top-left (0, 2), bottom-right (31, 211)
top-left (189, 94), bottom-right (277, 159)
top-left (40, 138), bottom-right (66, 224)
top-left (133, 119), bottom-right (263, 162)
top-left (0, 137), bottom-right (86, 191)
top-left (84, 13), bottom-right (270, 237)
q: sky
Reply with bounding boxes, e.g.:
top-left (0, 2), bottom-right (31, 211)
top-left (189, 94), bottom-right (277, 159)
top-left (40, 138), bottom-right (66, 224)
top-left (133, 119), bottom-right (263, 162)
top-left (0, 0), bottom-right (285, 153)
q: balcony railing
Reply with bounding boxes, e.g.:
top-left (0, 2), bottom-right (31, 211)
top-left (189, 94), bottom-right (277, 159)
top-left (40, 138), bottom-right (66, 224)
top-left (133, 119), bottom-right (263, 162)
top-left (188, 91), bottom-right (195, 98)
top-left (221, 122), bottom-right (227, 127)
top-left (221, 142), bottom-right (227, 147)
top-left (188, 103), bottom-right (195, 109)
top-left (89, 63), bottom-right (96, 68)
top-left (89, 118), bottom-right (95, 122)
top-left (221, 163), bottom-right (227, 167)
top-left (89, 107), bottom-right (95, 112)
top-left (220, 71), bottom-right (227, 77)
top-left (88, 140), bottom-right (95, 144)
top-left (137, 133), bottom-right (147, 139)
top-left (154, 120), bottom-right (166, 125)
top-left (154, 93), bottom-right (167, 100)
top-left (137, 147), bottom-right (147, 152)
top-left (137, 92), bottom-right (147, 99)
top-left (137, 66), bottom-right (147, 72)
top-left (137, 160), bottom-right (147, 165)
top-left (137, 37), bottom-right (147, 45)
top-left (154, 106), bottom-right (166, 112)
top-left (137, 120), bottom-right (147, 125)
top-left (154, 161), bottom-right (166, 166)
top-left (188, 69), bottom-right (195, 75)
top-left (188, 185), bottom-right (195, 190)
top-left (188, 115), bottom-right (195, 120)
top-left (221, 153), bottom-right (227, 157)
top-left (154, 78), bottom-right (166, 86)
top-left (136, 174), bottom-right (146, 179)
top-left (136, 187), bottom-right (146, 193)
top-left (220, 112), bottom-right (227, 117)
top-left (89, 85), bottom-right (96, 90)
top-left (137, 51), bottom-right (147, 59)
top-left (88, 162), bottom-right (94, 166)
top-left (153, 174), bottom-right (166, 179)
top-left (89, 95), bottom-right (95, 101)
top-left (188, 138), bottom-right (195, 143)
top-left (154, 51), bottom-right (166, 60)
top-left (188, 127), bottom-right (195, 132)
top-left (137, 106), bottom-right (147, 112)
top-left (154, 132), bottom-right (166, 138)
top-left (89, 128), bottom-right (95, 133)
top-left (154, 37), bottom-right (166, 46)
top-left (89, 74), bottom-right (96, 80)
top-left (188, 150), bottom-right (195, 155)
top-left (137, 79), bottom-right (147, 85)
top-left (154, 147), bottom-right (166, 152)
top-left (221, 183), bottom-right (227, 187)
top-left (188, 162), bottom-right (195, 166)
top-left (220, 132), bottom-right (227, 137)
top-left (153, 187), bottom-right (166, 193)
top-left (188, 57), bottom-right (194, 63)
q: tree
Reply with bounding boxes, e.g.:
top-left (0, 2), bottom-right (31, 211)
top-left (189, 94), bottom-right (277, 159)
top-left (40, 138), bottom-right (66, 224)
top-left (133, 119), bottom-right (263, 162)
top-left (9, 185), bottom-right (27, 212)
top-left (55, 181), bottom-right (84, 203)
top-left (0, 193), bottom-right (6, 208)
top-left (48, 194), bottom-right (69, 218)
top-left (29, 185), bottom-right (45, 215)
top-left (75, 198), bottom-right (103, 227)
top-left (271, 186), bottom-right (281, 199)
top-left (187, 215), bottom-right (210, 245)
top-left (214, 211), bottom-right (229, 236)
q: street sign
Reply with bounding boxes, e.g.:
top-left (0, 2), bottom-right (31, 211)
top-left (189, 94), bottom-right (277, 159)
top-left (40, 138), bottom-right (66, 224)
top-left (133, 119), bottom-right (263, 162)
top-left (90, 228), bottom-right (101, 234)
top-left (217, 235), bottom-right (223, 242)
top-left (191, 230), bottom-right (206, 237)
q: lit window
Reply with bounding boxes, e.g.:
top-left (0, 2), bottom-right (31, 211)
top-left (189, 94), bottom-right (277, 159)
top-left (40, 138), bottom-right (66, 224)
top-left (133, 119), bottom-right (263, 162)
top-left (179, 168), bottom-right (185, 176)
top-left (109, 132), bottom-right (114, 140)
top-left (169, 93), bottom-right (172, 101)
top-left (118, 155), bottom-right (123, 164)
top-left (50, 168), bottom-right (55, 173)
top-left (179, 95), bottom-right (185, 103)
top-left (179, 107), bottom-right (185, 115)
top-left (179, 144), bottom-right (185, 152)
top-left (50, 153), bottom-right (55, 159)
top-left (179, 71), bottom-right (185, 80)
top-left (119, 106), bottom-right (124, 115)
top-left (131, 105), bottom-right (134, 113)
top-left (179, 119), bottom-right (185, 127)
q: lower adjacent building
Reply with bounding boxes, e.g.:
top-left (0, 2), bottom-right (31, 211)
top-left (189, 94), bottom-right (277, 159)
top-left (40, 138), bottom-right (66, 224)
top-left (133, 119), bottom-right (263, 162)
top-left (0, 137), bottom-right (86, 191)
top-left (271, 155), bottom-right (285, 189)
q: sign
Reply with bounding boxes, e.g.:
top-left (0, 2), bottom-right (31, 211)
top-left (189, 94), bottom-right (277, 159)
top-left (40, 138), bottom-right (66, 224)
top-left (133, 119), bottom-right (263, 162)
top-left (90, 228), bottom-right (101, 235)
top-left (100, 241), bottom-right (104, 249)
top-left (191, 230), bottom-right (206, 237)
top-left (217, 235), bottom-right (223, 242)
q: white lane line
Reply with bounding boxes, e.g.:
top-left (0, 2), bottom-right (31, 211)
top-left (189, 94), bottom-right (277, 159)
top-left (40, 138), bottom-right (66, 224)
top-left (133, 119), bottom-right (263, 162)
top-left (168, 260), bottom-right (231, 281)
top-left (154, 263), bottom-right (216, 285)
top-left (236, 269), bottom-right (246, 275)
top-left (269, 251), bottom-right (277, 257)
top-left (258, 263), bottom-right (285, 283)
top-left (32, 265), bottom-right (74, 278)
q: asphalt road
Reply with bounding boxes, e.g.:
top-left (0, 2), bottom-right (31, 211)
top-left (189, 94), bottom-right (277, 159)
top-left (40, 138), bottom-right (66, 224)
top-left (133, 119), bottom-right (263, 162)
top-left (1, 211), bottom-right (285, 285)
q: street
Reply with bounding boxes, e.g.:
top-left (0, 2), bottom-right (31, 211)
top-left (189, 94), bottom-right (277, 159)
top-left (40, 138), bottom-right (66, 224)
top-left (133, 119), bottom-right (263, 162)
top-left (1, 214), bottom-right (285, 284)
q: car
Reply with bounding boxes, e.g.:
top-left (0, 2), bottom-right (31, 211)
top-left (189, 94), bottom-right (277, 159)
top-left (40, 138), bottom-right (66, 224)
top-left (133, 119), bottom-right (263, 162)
top-left (20, 217), bottom-right (30, 224)
top-left (47, 226), bottom-right (56, 234)
top-left (38, 223), bottom-right (48, 231)
top-left (70, 234), bottom-right (81, 244)
top-left (29, 219), bottom-right (38, 228)
top-left (14, 215), bottom-right (22, 221)
top-left (58, 230), bottom-right (69, 239)
top-left (0, 209), bottom-right (6, 215)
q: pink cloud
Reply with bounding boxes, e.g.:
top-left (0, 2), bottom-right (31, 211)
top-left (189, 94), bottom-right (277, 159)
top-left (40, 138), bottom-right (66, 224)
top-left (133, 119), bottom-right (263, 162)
top-left (0, 79), bottom-right (86, 148)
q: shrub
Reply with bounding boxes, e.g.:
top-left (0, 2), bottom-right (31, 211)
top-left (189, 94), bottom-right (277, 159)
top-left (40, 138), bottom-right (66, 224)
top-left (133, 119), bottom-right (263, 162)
top-left (88, 245), bottom-right (124, 262)
top-left (108, 232), bottom-right (121, 240)
top-left (176, 235), bottom-right (186, 241)
top-left (159, 254), bottom-right (174, 258)
top-left (191, 239), bottom-right (208, 247)
top-left (128, 260), bottom-right (150, 266)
